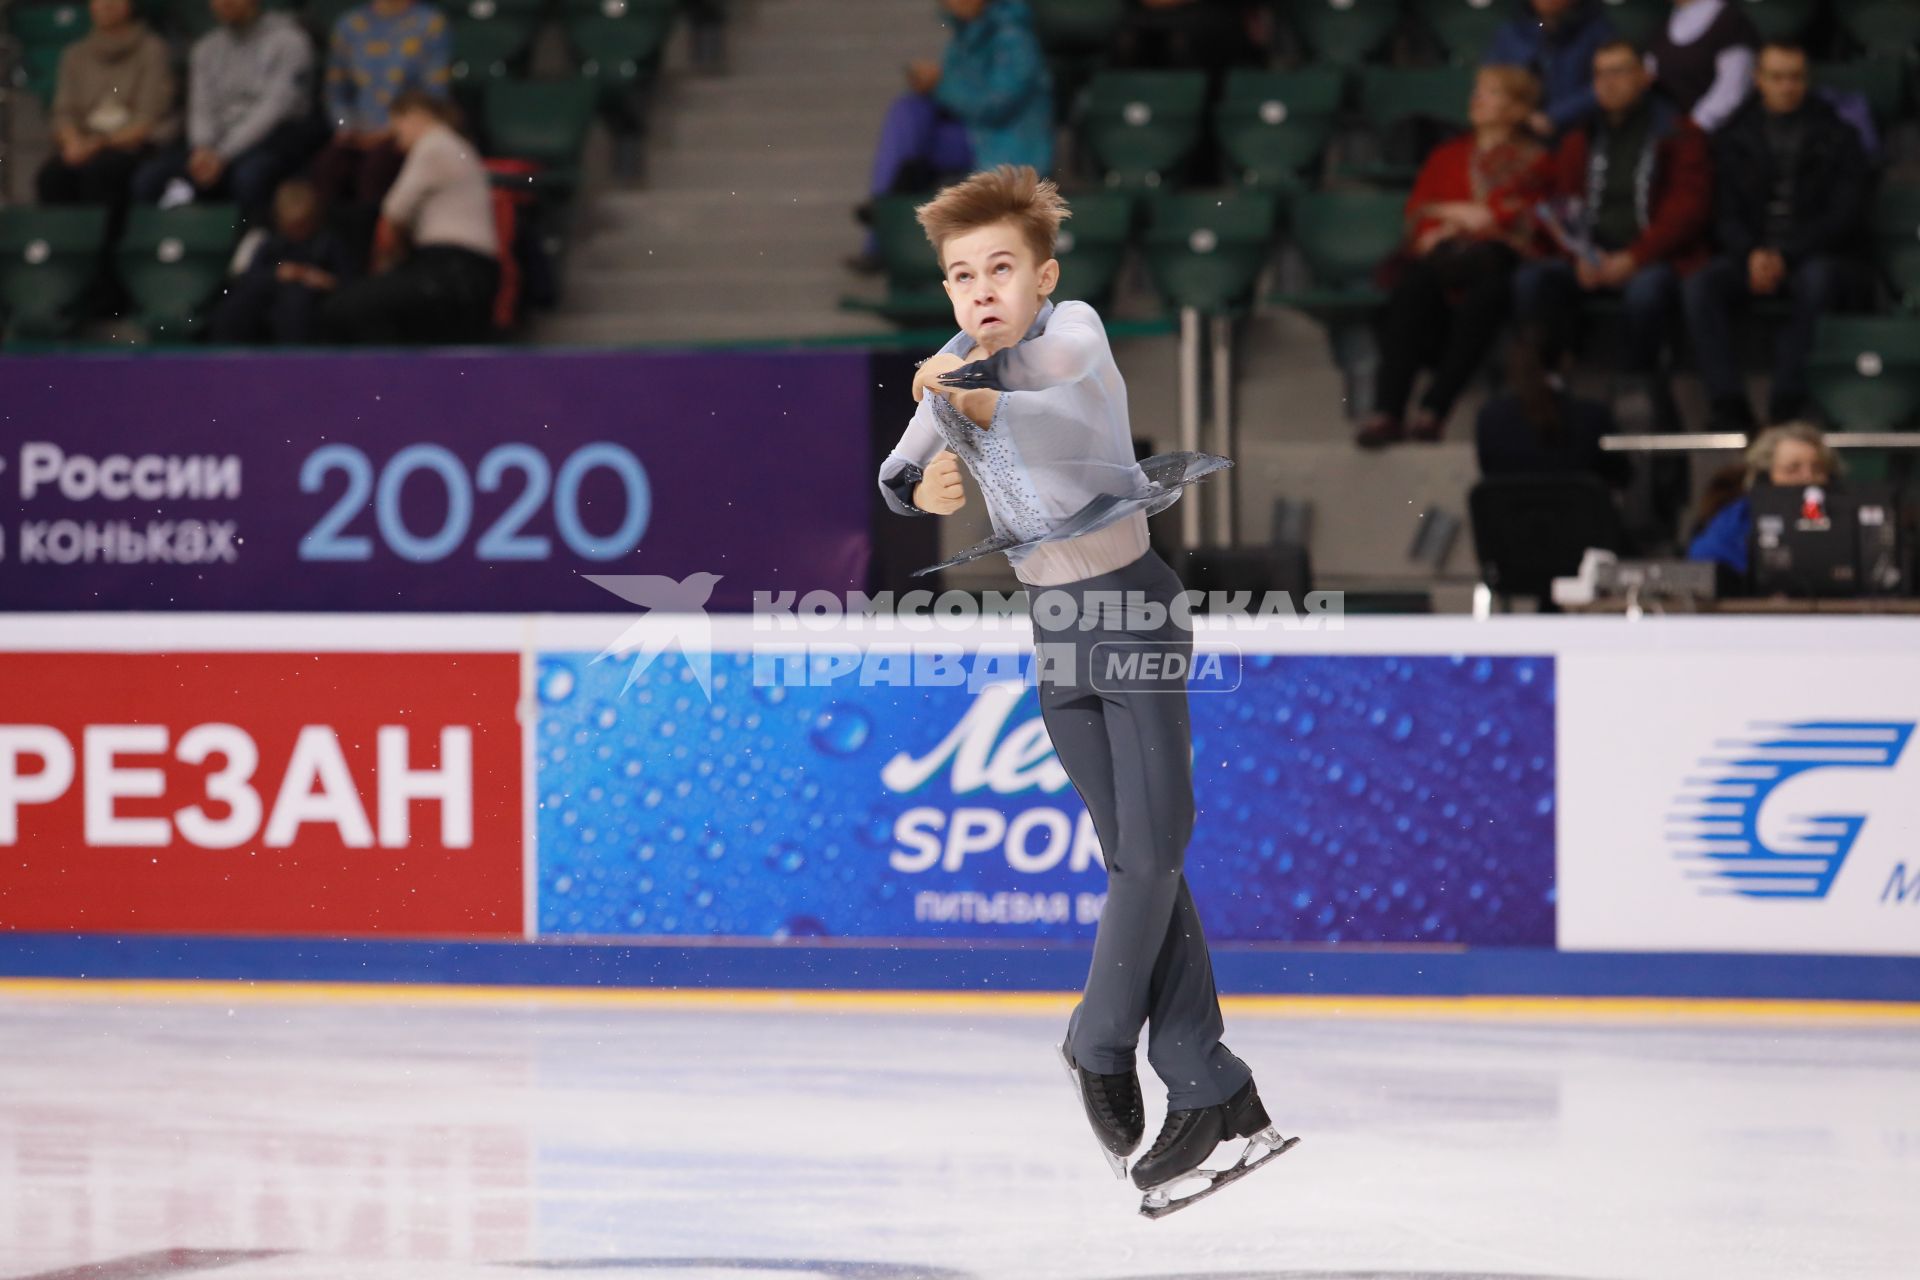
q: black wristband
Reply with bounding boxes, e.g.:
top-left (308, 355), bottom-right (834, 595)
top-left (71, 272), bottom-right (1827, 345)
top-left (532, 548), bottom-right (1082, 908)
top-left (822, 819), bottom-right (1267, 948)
top-left (882, 461), bottom-right (929, 515)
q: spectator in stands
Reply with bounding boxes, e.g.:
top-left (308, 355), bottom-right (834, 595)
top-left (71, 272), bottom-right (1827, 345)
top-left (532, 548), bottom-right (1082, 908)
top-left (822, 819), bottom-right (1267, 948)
top-left (1647, 0), bottom-right (1756, 133)
top-left (37, 0), bottom-right (176, 217)
top-left (1484, 0), bottom-right (1617, 138)
top-left (1682, 41), bottom-right (1870, 430)
top-left (208, 177), bottom-right (356, 344)
top-left (311, 0), bottom-right (451, 218)
top-left (319, 91), bottom-right (499, 345)
top-left (1113, 1), bottom-right (1262, 77)
top-left (1687, 420), bottom-right (1838, 576)
top-left (1475, 333), bottom-right (1630, 487)
top-left (1357, 66), bottom-right (1547, 448)
top-left (132, 0), bottom-right (319, 225)
top-left (849, 0), bottom-right (1052, 272)
top-left (1507, 40), bottom-right (1710, 410)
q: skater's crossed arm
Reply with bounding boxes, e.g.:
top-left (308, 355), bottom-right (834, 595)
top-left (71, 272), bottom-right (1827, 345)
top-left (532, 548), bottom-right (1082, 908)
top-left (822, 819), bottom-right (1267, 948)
top-left (878, 397), bottom-right (966, 517)
top-left (915, 351), bottom-right (1001, 430)
top-left (937, 300), bottom-right (1109, 394)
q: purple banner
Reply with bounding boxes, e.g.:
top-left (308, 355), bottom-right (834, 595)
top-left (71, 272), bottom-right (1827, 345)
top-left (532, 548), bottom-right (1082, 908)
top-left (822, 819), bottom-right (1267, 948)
top-left (0, 351), bottom-right (872, 611)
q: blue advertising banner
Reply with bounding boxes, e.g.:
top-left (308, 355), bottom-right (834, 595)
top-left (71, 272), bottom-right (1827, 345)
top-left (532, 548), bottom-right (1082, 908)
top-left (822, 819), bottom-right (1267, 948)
top-left (0, 351), bottom-right (871, 611)
top-left (534, 648), bottom-right (1557, 946)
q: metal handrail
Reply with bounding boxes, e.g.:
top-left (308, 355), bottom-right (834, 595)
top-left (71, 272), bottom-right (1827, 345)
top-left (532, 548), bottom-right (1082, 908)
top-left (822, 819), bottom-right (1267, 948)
top-left (1601, 432), bottom-right (1920, 451)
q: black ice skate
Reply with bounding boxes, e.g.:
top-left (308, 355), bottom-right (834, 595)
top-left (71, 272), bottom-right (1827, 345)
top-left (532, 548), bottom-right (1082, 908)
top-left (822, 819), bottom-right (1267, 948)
top-left (1056, 1042), bottom-right (1144, 1180)
top-left (1131, 1077), bottom-right (1299, 1220)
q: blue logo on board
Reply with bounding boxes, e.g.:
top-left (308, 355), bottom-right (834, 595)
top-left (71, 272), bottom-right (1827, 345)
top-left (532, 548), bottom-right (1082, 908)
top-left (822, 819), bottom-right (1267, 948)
top-left (1672, 721), bottom-right (1914, 899)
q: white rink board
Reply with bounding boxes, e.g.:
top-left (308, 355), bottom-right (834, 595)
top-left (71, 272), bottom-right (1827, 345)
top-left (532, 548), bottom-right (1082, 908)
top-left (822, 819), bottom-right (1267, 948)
top-left (1558, 652), bottom-right (1920, 955)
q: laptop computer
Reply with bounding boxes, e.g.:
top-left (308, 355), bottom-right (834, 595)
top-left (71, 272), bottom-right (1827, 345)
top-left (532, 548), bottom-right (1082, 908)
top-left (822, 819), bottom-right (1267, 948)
top-left (1749, 484), bottom-right (1904, 598)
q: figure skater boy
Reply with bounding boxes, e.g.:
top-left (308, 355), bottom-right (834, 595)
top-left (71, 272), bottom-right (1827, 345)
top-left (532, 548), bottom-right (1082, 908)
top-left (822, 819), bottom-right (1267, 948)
top-left (875, 165), bottom-right (1292, 1210)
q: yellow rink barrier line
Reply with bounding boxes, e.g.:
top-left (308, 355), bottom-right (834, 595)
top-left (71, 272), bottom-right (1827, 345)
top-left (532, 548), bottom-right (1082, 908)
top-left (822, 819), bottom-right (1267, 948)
top-left (0, 978), bottom-right (1915, 1023)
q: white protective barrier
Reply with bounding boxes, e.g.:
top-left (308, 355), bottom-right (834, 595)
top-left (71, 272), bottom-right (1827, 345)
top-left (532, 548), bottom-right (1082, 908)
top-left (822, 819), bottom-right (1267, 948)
top-left (2, 611), bottom-right (1918, 956)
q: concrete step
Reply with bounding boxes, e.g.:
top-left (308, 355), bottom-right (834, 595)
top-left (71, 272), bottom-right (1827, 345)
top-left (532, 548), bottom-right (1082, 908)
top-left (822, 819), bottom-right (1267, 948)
top-left (531, 307), bottom-right (893, 345)
top-left (564, 266), bottom-right (879, 313)
top-left (643, 143), bottom-right (872, 193)
top-left (1229, 440), bottom-right (1481, 579)
top-left (570, 222), bottom-right (857, 271)
top-left (648, 108), bottom-right (888, 151)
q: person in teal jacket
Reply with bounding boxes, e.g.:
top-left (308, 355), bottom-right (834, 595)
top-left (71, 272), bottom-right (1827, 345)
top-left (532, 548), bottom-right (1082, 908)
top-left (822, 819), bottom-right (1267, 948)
top-left (851, 0), bottom-right (1054, 270)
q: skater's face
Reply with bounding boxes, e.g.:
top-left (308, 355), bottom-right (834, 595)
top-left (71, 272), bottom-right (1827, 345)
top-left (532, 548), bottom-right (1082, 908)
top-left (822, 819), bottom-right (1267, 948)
top-left (940, 0), bottom-right (988, 20)
top-left (939, 219), bottom-right (1059, 353)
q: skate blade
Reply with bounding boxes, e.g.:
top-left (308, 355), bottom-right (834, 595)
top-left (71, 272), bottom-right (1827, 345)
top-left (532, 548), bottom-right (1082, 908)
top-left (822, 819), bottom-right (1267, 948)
top-left (1137, 1127), bottom-right (1299, 1221)
top-left (1056, 1042), bottom-right (1129, 1181)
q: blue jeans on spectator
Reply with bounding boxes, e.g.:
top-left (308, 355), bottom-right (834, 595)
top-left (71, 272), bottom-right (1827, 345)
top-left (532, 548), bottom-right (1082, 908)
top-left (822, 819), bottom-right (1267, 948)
top-left (1513, 257), bottom-right (1679, 375)
top-left (132, 119), bottom-right (321, 224)
top-left (1682, 252), bottom-right (1861, 422)
top-left (865, 93), bottom-right (973, 252)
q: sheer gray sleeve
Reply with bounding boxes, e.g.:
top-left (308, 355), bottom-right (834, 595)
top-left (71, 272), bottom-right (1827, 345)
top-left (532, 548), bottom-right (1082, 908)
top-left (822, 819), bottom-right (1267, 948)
top-left (877, 397), bottom-right (944, 517)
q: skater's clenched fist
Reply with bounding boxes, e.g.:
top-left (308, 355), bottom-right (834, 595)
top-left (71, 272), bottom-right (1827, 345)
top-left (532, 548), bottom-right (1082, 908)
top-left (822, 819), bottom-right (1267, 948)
top-left (913, 353), bottom-right (967, 402)
top-left (913, 450), bottom-right (965, 515)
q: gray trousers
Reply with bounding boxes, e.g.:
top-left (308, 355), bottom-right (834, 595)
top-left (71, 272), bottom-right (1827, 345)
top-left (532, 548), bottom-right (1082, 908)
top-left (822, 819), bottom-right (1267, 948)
top-left (1029, 547), bottom-right (1251, 1110)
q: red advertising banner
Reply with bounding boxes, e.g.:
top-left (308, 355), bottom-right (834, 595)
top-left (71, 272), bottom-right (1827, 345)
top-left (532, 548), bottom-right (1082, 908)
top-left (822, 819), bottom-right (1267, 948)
top-left (0, 653), bottom-right (523, 937)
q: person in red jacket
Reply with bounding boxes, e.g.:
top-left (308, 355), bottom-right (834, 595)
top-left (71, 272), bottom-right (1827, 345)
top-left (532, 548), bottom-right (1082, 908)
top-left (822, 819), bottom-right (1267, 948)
top-left (1356, 65), bottom-right (1546, 448)
top-left (1507, 39), bottom-right (1711, 394)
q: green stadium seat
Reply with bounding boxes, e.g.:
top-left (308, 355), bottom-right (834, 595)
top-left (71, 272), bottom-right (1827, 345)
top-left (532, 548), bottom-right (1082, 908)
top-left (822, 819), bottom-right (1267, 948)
top-left (839, 193), bottom-right (950, 326)
top-left (15, 43), bottom-right (68, 107)
top-left (1080, 70), bottom-right (1209, 190)
top-left (303, 0), bottom-right (363, 40)
top-left (1360, 64), bottom-right (1473, 132)
top-left (1050, 191), bottom-right (1134, 310)
top-left (1288, 0), bottom-right (1402, 67)
top-left (566, 11), bottom-right (675, 101)
top-left (1142, 190), bottom-right (1280, 315)
top-left (1596, 0), bottom-right (1664, 47)
top-left (7, 1), bottom-right (91, 46)
top-left (0, 206), bottom-right (108, 340)
top-left (1414, 0), bottom-right (1507, 64)
top-left (450, 18), bottom-right (535, 100)
top-left (484, 79), bottom-right (599, 189)
top-left (1031, 0), bottom-right (1128, 54)
top-left (116, 206), bottom-right (239, 343)
top-left (1356, 65), bottom-right (1471, 182)
top-left (1813, 58), bottom-right (1909, 124)
top-left (1214, 68), bottom-right (1344, 191)
top-left (1835, 1), bottom-right (1920, 54)
top-left (7, 2), bottom-right (90, 104)
top-left (1270, 187), bottom-right (1406, 313)
top-left (1872, 184), bottom-right (1920, 308)
top-left (560, 0), bottom-right (679, 20)
top-left (456, 0), bottom-right (546, 18)
top-left (1736, 0), bottom-right (1816, 44)
top-left (1807, 315), bottom-right (1920, 431)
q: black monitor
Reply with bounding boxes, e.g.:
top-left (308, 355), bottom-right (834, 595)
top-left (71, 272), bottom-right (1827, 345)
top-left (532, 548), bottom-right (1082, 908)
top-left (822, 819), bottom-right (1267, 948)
top-left (1749, 484), bottom-right (1904, 599)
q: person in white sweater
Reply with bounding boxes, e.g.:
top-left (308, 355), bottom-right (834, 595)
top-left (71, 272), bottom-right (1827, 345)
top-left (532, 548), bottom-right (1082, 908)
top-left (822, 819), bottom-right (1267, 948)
top-left (132, 0), bottom-right (319, 222)
top-left (318, 90), bottom-right (500, 344)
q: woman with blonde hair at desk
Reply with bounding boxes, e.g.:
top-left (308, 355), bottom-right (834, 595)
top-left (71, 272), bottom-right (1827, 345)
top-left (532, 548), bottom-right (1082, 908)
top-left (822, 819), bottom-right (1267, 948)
top-left (1687, 422), bottom-right (1842, 577)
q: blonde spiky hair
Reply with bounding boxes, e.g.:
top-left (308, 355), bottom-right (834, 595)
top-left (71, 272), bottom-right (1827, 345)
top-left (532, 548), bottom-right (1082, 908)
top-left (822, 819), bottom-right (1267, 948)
top-left (914, 164), bottom-right (1071, 270)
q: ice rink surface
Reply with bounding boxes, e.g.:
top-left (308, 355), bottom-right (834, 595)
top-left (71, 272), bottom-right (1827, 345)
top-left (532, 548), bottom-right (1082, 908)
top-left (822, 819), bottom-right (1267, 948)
top-left (1, 986), bottom-right (1914, 1280)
